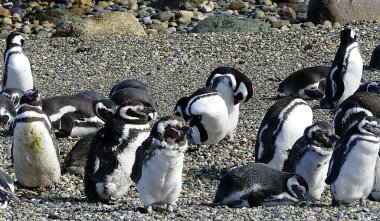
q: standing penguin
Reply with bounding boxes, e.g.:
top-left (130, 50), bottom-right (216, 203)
top-left (325, 116), bottom-right (380, 206)
top-left (255, 95), bottom-right (313, 170)
top-left (206, 67), bottom-right (253, 140)
top-left (320, 29), bottom-right (363, 109)
top-left (131, 115), bottom-right (189, 213)
top-left (214, 163), bottom-right (313, 207)
top-left (0, 169), bottom-right (18, 209)
top-left (2, 32), bottom-right (34, 91)
top-left (12, 89), bottom-right (61, 188)
top-left (283, 121), bottom-right (339, 200)
top-left (333, 92), bottom-right (380, 136)
top-left (84, 100), bottom-right (153, 203)
top-left (277, 66), bottom-right (329, 99)
top-left (178, 87), bottom-right (229, 145)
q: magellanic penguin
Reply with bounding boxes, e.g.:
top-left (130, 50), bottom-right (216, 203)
top-left (277, 66), bottom-right (329, 99)
top-left (84, 100), bottom-right (153, 203)
top-left (206, 67), bottom-right (253, 140)
top-left (255, 95), bottom-right (313, 170)
top-left (369, 44), bottom-right (380, 70)
top-left (181, 87), bottom-right (229, 145)
top-left (320, 28), bottom-right (363, 109)
top-left (173, 96), bottom-right (191, 122)
top-left (75, 90), bottom-right (106, 100)
top-left (2, 32), bottom-right (34, 91)
top-left (42, 96), bottom-right (117, 138)
top-left (0, 95), bottom-right (16, 127)
top-left (333, 92), bottom-right (380, 137)
top-left (0, 88), bottom-right (24, 109)
top-left (369, 152), bottom-right (380, 201)
top-left (283, 121), bottom-right (339, 200)
top-left (356, 81), bottom-right (380, 95)
top-left (109, 79), bottom-right (151, 97)
top-left (12, 89), bottom-right (61, 188)
top-left (0, 169), bottom-right (19, 209)
top-left (214, 163), bottom-right (313, 207)
top-left (131, 115), bottom-right (189, 213)
top-left (325, 116), bottom-right (380, 206)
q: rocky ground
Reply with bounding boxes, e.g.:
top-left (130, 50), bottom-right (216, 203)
top-left (0, 21), bottom-right (380, 220)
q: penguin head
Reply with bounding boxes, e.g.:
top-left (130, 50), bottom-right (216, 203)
top-left (173, 96), bottom-right (191, 121)
top-left (340, 28), bottom-right (357, 46)
top-left (117, 100), bottom-right (156, 124)
top-left (151, 115), bottom-right (190, 151)
top-left (305, 121), bottom-right (339, 151)
top-left (1, 88), bottom-right (23, 109)
top-left (6, 32), bottom-right (24, 50)
top-left (357, 116), bottom-right (380, 137)
top-left (19, 89), bottom-right (41, 106)
top-left (286, 174), bottom-right (314, 202)
top-left (0, 108), bottom-right (14, 126)
top-left (369, 45), bottom-right (380, 69)
top-left (94, 99), bottom-right (117, 122)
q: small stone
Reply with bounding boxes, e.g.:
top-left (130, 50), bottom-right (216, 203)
top-left (0, 7), bottom-right (11, 17)
top-left (14, 22), bottom-right (22, 29)
top-left (197, 68), bottom-right (206, 75)
top-left (253, 10), bottom-right (265, 18)
top-left (302, 21), bottom-right (315, 28)
top-left (271, 20), bottom-right (290, 28)
top-left (168, 21), bottom-right (177, 27)
top-left (193, 11), bottom-right (207, 21)
top-left (229, 2), bottom-right (249, 10)
top-left (152, 11), bottom-right (174, 22)
top-left (22, 25), bottom-right (32, 34)
top-left (290, 23), bottom-right (302, 29)
top-left (2, 17), bottom-right (12, 26)
top-left (177, 11), bottom-right (193, 24)
top-left (266, 16), bottom-right (278, 23)
top-left (333, 22), bottom-right (341, 28)
top-left (279, 7), bottom-right (296, 20)
top-left (159, 29), bottom-right (171, 35)
top-left (323, 20), bottom-right (332, 27)
top-left (142, 16), bottom-right (151, 25)
top-left (145, 29), bottom-right (158, 34)
top-left (147, 70), bottom-right (156, 77)
top-left (262, 0), bottom-right (272, 6)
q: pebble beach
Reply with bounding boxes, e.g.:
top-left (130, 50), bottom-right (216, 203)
top-left (0, 18), bottom-right (379, 220)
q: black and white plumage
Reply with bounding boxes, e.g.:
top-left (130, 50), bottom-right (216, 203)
top-left (333, 92), bottom-right (380, 137)
top-left (131, 115), bottom-right (189, 213)
top-left (75, 90), bottom-right (107, 100)
top-left (1, 88), bottom-right (24, 108)
top-left (369, 153), bottom-right (380, 201)
top-left (356, 81), bottom-right (380, 95)
top-left (255, 96), bottom-right (313, 170)
top-left (214, 163), bottom-right (313, 207)
top-left (206, 67), bottom-right (253, 140)
top-left (325, 116), bottom-right (380, 206)
top-left (277, 66), bottom-right (329, 99)
top-left (320, 29), bottom-right (363, 109)
top-left (12, 89), bottom-right (61, 188)
top-left (173, 96), bottom-right (191, 122)
top-left (0, 169), bottom-right (18, 209)
top-left (84, 100), bottom-right (153, 203)
top-left (0, 95), bottom-right (16, 126)
top-left (109, 79), bottom-right (151, 97)
top-left (2, 32), bottom-right (34, 91)
top-left (369, 44), bottom-right (380, 70)
top-left (181, 87), bottom-right (229, 145)
top-left (283, 121), bottom-right (339, 200)
top-left (42, 96), bottom-right (117, 138)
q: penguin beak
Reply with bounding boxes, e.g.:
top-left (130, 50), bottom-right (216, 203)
top-left (300, 192), bottom-right (316, 203)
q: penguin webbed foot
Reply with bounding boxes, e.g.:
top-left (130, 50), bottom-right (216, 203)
top-left (359, 198), bottom-right (367, 207)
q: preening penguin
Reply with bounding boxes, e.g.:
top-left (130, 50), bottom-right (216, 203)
top-left (0, 169), bottom-right (18, 209)
top-left (214, 163), bottom-right (313, 207)
top-left (84, 100), bottom-right (153, 203)
top-left (0, 88), bottom-right (24, 108)
top-left (277, 66), bottom-right (329, 99)
top-left (0, 95), bottom-right (16, 127)
top-left (206, 67), bottom-right (253, 140)
top-left (255, 95), bottom-right (313, 170)
top-left (2, 32), bottom-right (34, 91)
top-left (320, 29), bottom-right (363, 109)
top-left (12, 89), bottom-right (61, 188)
top-left (333, 92), bottom-right (380, 137)
top-left (182, 87), bottom-right (229, 145)
top-left (326, 116), bottom-right (380, 206)
top-left (131, 115), bottom-right (189, 213)
top-left (283, 121), bottom-right (339, 200)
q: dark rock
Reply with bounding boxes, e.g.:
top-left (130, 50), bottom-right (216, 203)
top-left (308, 0), bottom-right (380, 24)
top-left (370, 45), bottom-right (380, 70)
top-left (152, 11), bottom-right (174, 22)
top-left (192, 14), bottom-right (270, 33)
top-left (24, 8), bottom-right (82, 25)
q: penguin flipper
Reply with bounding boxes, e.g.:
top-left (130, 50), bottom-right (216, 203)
top-left (283, 137), bottom-right (304, 173)
top-left (130, 146), bottom-right (144, 184)
top-left (55, 113), bottom-right (75, 138)
top-left (331, 66), bottom-right (345, 102)
top-left (325, 141), bottom-right (345, 184)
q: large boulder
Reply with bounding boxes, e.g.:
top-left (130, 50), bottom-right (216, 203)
top-left (307, 0), bottom-right (380, 24)
top-left (53, 12), bottom-right (146, 37)
top-left (192, 14), bottom-right (270, 33)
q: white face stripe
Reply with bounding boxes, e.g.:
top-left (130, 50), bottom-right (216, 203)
top-left (94, 157), bottom-right (100, 174)
top-left (119, 105), bottom-right (144, 120)
top-left (350, 30), bottom-right (355, 39)
top-left (330, 66), bottom-right (338, 96)
top-left (12, 35), bottom-right (24, 45)
top-left (307, 125), bottom-right (319, 139)
top-left (341, 107), bottom-right (373, 125)
top-left (49, 105), bottom-right (77, 122)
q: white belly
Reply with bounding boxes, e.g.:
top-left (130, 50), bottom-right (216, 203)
top-left (4, 54), bottom-right (33, 91)
top-left (370, 156), bottom-right (380, 201)
top-left (12, 122), bottom-right (60, 187)
top-left (137, 149), bottom-right (184, 206)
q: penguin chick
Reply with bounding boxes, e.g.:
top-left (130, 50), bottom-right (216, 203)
top-left (2, 32), bottom-right (34, 91)
top-left (131, 115), bottom-right (189, 213)
top-left (326, 116), bottom-right (380, 206)
top-left (184, 87), bottom-right (229, 145)
top-left (12, 89), bottom-right (61, 188)
top-left (206, 66), bottom-right (253, 140)
top-left (214, 163), bottom-right (313, 207)
top-left (84, 100), bottom-right (153, 203)
top-left (277, 66), bottom-right (329, 99)
top-left (283, 121), bottom-right (339, 200)
top-left (255, 95), bottom-right (313, 170)
top-left (0, 169), bottom-right (19, 209)
top-left (320, 28), bottom-right (363, 109)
